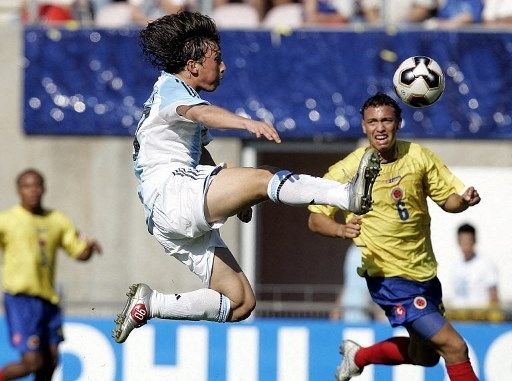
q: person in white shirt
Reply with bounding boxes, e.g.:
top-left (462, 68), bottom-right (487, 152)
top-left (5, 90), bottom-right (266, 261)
top-left (482, 0), bottom-right (512, 26)
top-left (112, 11), bottom-right (381, 344)
top-left (360, 0), bottom-right (436, 26)
top-left (446, 223), bottom-right (500, 309)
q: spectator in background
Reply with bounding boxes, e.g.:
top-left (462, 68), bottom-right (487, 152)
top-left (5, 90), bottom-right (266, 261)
top-left (303, 0), bottom-right (355, 26)
top-left (425, 0), bottom-right (483, 29)
top-left (129, 0), bottom-right (190, 26)
top-left (21, 0), bottom-right (94, 25)
top-left (329, 243), bottom-right (379, 322)
top-left (0, 169), bottom-right (102, 381)
top-left (445, 223), bottom-right (500, 309)
top-left (213, 0), bottom-right (264, 22)
top-left (482, 0), bottom-right (512, 26)
top-left (34, 0), bottom-right (75, 24)
top-left (360, 0), bottom-right (436, 25)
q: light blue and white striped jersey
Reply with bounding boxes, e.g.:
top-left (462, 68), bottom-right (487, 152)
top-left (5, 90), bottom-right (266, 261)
top-left (133, 72), bottom-right (212, 223)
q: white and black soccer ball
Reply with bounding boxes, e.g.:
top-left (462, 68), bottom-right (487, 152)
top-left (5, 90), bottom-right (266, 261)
top-left (392, 56), bottom-right (445, 108)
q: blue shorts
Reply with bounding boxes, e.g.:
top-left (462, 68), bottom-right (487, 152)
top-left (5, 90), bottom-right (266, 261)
top-left (4, 293), bottom-right (64, 353)
top-left (365, 276), bottom-right (444, 327)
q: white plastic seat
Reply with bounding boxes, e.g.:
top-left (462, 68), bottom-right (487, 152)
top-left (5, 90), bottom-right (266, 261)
top-left (95, 2), bottom-right (134, 28)
top-left (262, 3), bottom-right (303, 29)
top-left (211, 3), bottom-right (260, 28)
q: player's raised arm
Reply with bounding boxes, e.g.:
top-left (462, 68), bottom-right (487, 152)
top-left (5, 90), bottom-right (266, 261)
top-left (177, 104), bottom-right (281, 143)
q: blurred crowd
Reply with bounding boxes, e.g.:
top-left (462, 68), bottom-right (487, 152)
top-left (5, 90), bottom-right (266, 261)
top-left (0, 0), bottom-right (509, 28)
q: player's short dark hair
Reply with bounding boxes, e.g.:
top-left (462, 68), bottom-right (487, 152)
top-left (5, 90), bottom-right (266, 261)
top-left (16, 168), bottom-right (45, 187)
top-left (457, 223), bottom-right (476, 237)
top-left (139, 11), bottom-right (220, 74)
top-left (360, 92), bottom-right (402, 120)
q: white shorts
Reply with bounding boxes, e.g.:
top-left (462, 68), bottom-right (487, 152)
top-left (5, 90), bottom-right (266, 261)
top-left (150, 164), bottom-right (228, 286)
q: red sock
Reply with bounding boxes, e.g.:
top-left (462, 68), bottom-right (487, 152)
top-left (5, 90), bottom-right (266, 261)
top-left (446, 360), bottom-right (479, 381)
top-left (0, 370), bottom-right (6, 381)
top-left (354, 337), bottom-right (412, 368)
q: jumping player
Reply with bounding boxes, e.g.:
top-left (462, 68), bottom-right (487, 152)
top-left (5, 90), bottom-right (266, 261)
top-left (308, 93), bottom-right (481, 381)
top-left (112, 11), bottom-right (381, 343)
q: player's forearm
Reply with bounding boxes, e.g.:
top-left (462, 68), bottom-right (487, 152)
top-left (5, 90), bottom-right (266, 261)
top-left (308, 213), bottom-right (344, 238)
top-left (441, 193), bottom-right (469, 213)
top-left (184, 104), bottom-right (252, 131)
top-left (77, 240), bottom-right (102, 261)
top-left (489, 287), bottom-right (500, 306)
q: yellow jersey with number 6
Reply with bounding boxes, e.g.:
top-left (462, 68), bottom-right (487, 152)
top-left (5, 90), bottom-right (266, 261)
top-left (309, 141), bottom-right (464, 281)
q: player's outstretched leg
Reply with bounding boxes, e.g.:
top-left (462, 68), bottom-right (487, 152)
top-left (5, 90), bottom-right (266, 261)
top-left (336, 340), bottom-right (363, 381)
top-left (112, 283), bottom-right (152, 343)
top-left (348, 148), bottom-right (381, 215)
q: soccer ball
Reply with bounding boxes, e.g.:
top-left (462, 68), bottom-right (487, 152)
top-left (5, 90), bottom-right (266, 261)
top-left (392, 56), bottom-right (445, 108)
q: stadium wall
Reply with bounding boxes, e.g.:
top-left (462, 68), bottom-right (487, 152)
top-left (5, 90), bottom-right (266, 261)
top-left (1, 24), bottom-right (512, 317)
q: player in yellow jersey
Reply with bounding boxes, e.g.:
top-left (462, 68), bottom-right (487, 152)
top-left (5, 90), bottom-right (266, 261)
top-left (0, 169), bottom-right (102, 381)
top-left (308, 93), bottom-right (481, 381)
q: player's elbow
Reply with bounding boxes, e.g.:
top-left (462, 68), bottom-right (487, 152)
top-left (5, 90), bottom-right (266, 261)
top-left (308, 214), bottom-right (321, 233)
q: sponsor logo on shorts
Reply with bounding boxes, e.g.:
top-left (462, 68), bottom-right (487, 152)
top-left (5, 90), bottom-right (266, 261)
top-left (393, 304), bottom-right (406, 317)
top-left (12, 332), bottom-right (22, 346)
top-left (414, 296), bottom-right (427, 310)
top-left (27, 335), bottom-right (41, 350)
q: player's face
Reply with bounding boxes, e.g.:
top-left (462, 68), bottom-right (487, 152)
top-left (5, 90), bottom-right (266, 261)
top-left (361, 105), bottom-right (400, 153)
top-left (18, 172), bottom-right (44, 212)
top-left (195, 43), bottom-right (225, 92)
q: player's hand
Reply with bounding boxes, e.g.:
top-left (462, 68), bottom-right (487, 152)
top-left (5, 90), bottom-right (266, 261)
top-left (462, 186), bottom-right (481, 207)
top-left (337, 216), bottom-right (362, 239)
top-left (245, 120), bottom-right (281, 143)
top-left (88, 239), bottom-right (103, 255)
top-left (237, 207), bottom-right (253, 223)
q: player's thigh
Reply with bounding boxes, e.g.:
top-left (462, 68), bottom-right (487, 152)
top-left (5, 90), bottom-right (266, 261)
top-left (205, 167), bottom-right (274, 222)
top-left (209, 246), bottom-right (255, 308)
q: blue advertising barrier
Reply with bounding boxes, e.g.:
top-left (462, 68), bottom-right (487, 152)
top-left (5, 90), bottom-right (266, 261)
top-left (23, 28), bottom-right (512, 139)
top-left (0, 317), bottom-right (510, 380)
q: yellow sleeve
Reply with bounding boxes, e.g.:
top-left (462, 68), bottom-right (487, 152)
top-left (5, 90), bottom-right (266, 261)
top-left (56, 212), bottom-right (87, 258)
top-left (421, 146), bottom-right (465, 205)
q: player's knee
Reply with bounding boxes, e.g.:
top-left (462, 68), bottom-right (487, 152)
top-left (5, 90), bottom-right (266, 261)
top-left (413, 352), bottom-right (440, 367)
top-left (229, 293), bottom-right (256, 322)
top-left (409, 345), bottom-right (440, 367)
top-left (443, 336), bottom-right (469, 359)
top-left (21, 353), bottom-right (44, 373)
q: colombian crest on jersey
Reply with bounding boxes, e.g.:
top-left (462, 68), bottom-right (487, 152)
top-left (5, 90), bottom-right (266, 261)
top-left (391, 187), bottom-right (404, 201)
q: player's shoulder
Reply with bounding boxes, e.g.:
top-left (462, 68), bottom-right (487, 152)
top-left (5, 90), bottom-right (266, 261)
top-left (344, 146), bottom-right (368, 162)
top-left (47, 209), bottom-right (71, 221)
top-left (0, 205), bottom-right (23, 219)
top-left (399, 140), bottom-right (440, 161)
top-left (326, 146), bottom-right (365, 173)
top-left (159, 72), bottom-right (199, 98)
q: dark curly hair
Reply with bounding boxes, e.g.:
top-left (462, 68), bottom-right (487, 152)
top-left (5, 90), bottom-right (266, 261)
top-left (139, 11), bottom-right (220, 74)
top-left (360, 92), bottom-right (402, 121)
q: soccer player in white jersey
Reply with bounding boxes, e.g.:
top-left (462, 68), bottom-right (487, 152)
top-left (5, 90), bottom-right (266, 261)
top-left (112, 11), bottom-right (381, 343)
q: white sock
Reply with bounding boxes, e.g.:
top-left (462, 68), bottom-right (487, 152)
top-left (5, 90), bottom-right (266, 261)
top-left (150, 288), bottom-right (231, 322)
top-left (267, 170), bottom-right (350, 210)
